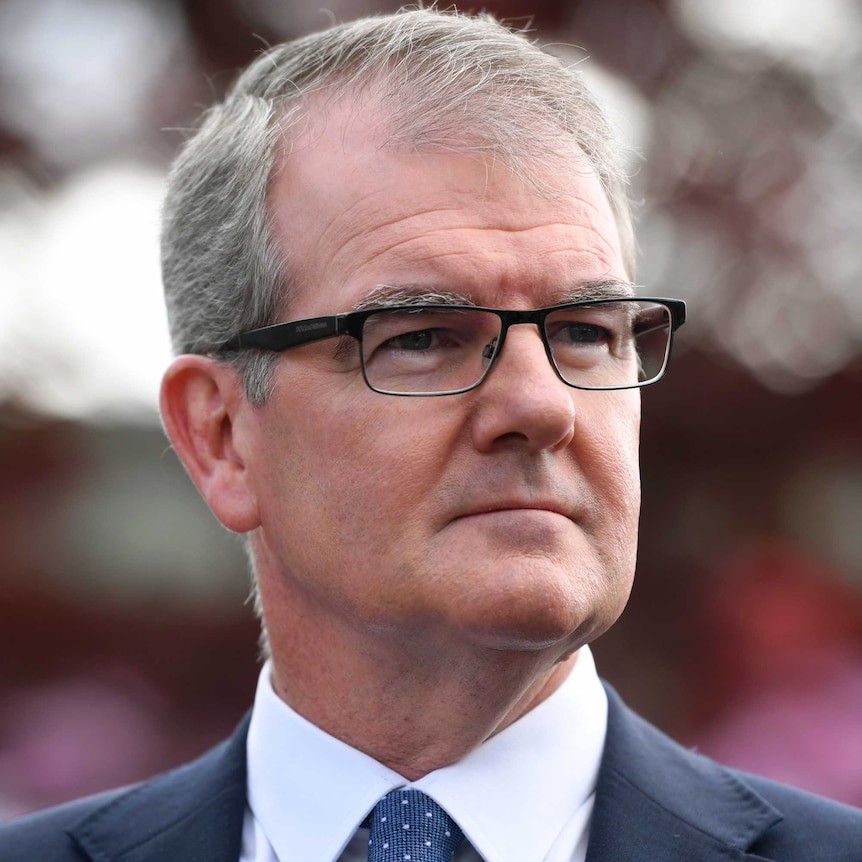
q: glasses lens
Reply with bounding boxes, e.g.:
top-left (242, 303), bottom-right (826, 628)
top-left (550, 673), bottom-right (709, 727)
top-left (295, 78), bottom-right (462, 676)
top-left (544, 300), bottom-right (672, 389)
top-left (360, 307), bottom-right (502, 394)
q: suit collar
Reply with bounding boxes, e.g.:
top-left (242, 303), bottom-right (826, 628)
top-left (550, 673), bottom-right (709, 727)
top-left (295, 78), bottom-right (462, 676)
top-left (64, 687), bottom-right (787, 862)
top-left (67, 713), bottom-right (250, 862)
top-left (587, 685), bottom-right (782, 862)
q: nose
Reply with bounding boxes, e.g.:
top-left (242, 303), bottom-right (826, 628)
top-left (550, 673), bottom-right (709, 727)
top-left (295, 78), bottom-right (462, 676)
top-left (470, 325), bottom-right (576, 454)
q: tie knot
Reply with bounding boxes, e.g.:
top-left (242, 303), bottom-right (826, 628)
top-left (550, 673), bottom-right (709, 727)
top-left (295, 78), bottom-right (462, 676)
top-left (368, 788), bottom-right (465, 862)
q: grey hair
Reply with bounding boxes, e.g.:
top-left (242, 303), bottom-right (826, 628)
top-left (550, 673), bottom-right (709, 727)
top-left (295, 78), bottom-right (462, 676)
top-left (161, 7), bottom-right (634, 404)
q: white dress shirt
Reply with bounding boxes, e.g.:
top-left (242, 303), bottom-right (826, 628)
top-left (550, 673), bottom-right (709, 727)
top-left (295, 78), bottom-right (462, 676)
top-left (241, 646), bottom-right (607, 862)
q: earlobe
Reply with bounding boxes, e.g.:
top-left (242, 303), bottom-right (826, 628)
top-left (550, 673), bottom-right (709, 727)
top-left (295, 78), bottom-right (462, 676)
top-left (160, 355), bottom-right (261, 533)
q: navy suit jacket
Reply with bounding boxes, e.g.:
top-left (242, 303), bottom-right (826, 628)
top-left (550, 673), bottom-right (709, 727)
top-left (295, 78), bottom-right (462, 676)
top-left (1, 685), bottom-right (860, 860)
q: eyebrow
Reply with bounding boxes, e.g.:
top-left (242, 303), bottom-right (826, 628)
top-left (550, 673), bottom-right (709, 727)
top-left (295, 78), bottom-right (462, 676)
top-left (556, 279), bottom-right (639, 302)
top-left (352, 279), bottom-right (638, 312)
top-left (353, 284), bottom-right (474, 312)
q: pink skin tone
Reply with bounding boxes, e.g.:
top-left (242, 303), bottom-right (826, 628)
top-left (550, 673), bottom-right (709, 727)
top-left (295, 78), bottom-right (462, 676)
top-left (161, 101), bottom-right (641, 778)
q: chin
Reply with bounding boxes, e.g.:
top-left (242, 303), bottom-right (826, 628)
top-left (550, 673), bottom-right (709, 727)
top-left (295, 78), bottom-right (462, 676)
top-left (454, 560), bottom-right (629, 654)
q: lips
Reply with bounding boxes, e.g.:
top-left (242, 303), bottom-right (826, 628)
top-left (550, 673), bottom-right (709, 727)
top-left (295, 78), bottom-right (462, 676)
top-left (454, 499), bottom-right (575, 522)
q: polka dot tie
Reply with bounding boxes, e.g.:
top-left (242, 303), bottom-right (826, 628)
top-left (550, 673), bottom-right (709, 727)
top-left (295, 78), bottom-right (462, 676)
top-left (368, 788), bottom-right (465, 862)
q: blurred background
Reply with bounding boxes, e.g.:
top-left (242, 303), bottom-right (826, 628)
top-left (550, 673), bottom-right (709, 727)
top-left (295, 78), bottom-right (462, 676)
top-left (1, 0), bottom-right (860, 819)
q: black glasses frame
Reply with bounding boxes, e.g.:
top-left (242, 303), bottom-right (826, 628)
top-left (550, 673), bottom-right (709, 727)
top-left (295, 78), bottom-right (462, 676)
top-left (218, 297), bottom-right (687, 395)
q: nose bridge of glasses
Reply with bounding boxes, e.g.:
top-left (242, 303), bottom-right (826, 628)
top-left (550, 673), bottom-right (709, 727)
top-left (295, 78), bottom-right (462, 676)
top-left (485, 311), bottom-right (558, 378)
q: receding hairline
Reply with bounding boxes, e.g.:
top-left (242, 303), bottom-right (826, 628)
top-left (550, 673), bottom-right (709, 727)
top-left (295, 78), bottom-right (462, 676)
top-left (269, 77), bottom-right (601, 170)
top-left (262, 85), bottom-right (631, 310)
top-left (159, 6), bottom-right (635, 400)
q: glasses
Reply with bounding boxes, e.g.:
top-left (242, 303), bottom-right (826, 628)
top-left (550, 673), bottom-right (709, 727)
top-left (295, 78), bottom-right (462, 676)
top-left (219, 297), bottom-right (687, 396)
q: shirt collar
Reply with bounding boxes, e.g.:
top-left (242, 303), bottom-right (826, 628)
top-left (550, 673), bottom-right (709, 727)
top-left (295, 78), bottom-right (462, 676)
top-left (246, 647), bottom-right (607, 862)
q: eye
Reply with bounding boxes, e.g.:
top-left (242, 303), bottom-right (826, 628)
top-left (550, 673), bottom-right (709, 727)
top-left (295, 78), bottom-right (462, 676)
top-left (557, 322), bottom-right (608, 344)
top-left (384, 328), bottom-right (438, 351)
top-left (547, 319), bottom-right (614, 347)
top-left (366, 311), bottom-right (475, 355)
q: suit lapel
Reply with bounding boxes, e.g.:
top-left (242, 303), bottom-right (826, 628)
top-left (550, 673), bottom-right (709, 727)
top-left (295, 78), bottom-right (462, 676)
top-left (62, 685), bottom-right (789, 861)
top-left (586, 686), bottom-right (781, 862)
top-left (68, 713), bottom-right (250, 862)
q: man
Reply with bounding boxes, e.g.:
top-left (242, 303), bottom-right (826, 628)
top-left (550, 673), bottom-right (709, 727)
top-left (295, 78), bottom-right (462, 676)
top-left (2, 8), bottom-right (860, 861)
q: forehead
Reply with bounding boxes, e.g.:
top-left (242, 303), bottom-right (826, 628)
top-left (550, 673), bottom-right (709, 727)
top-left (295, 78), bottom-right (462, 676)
top-left (267, 98), bottom-right (626, 315)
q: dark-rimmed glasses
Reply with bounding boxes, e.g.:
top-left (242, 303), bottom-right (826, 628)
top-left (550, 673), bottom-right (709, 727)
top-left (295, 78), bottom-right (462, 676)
top-left (218, 297), bottom-right (687, 396)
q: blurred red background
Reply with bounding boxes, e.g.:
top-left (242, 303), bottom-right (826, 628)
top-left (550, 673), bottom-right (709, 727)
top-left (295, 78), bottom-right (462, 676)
top-left (1, 0), bottom-right (860, 817)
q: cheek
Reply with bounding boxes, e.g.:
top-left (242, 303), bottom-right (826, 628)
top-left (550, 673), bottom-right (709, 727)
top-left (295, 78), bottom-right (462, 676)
top-left (268, 392), bottom-right (459, 550)
top-left (586, 392), bottom-right (642, 540)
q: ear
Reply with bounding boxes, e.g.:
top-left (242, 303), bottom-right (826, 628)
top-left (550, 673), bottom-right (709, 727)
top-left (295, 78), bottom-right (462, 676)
top-left (160, 355), bottom-right (261, 534)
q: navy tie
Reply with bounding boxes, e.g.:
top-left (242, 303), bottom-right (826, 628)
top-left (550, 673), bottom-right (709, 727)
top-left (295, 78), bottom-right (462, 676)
top-left (368, 788), bottom-right (465, 862)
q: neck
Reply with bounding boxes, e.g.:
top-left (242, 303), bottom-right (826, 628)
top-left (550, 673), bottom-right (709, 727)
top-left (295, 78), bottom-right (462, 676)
top-left (265, 605), bottom-right (580, 780)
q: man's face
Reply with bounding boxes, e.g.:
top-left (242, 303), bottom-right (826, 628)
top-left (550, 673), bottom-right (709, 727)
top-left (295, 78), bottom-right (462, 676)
top-left (243, 103), bottom-right (641, 660)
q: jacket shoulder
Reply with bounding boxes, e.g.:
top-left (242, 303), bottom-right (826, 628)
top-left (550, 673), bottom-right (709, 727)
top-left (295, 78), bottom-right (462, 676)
top-left (0, 788), bottom-right (129, 860)
top-left (741, 771), bottom-right (862, 858)
top-left (595, 684), bottom-right (862, 861)
top-left (0, 713), bottom-right (250, 862)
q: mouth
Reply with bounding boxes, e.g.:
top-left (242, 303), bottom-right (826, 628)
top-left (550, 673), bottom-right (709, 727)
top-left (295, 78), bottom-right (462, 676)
top-left (454, 501), bottom-right (574, 522)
